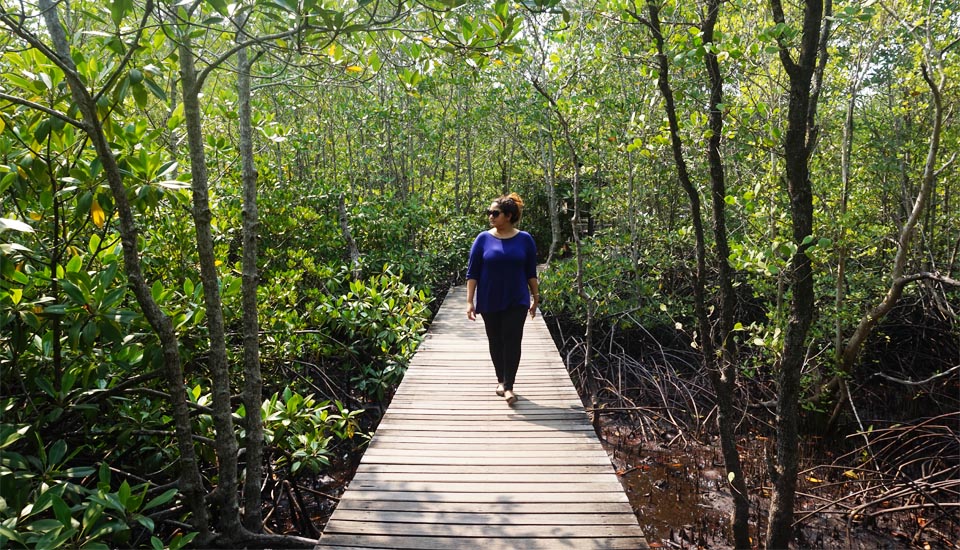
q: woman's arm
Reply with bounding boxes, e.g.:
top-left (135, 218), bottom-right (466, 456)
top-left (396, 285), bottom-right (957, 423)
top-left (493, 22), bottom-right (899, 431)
top-left (466, 234), bottom-right (482, 320)
top-left (528, 277), bottom-right (539, 318)
top-left (466, 278), bottom-right (477, 320)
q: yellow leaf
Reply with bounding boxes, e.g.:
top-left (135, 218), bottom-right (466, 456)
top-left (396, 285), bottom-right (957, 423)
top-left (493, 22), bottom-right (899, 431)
top-left (843, 470), bottom-right (859, 479)
top-left (0, 114), bottom-right (5, 134)
top-left (91, 199), bottom-right (105, 227)
top-left (346, 65), bottom-right (363, 73)
top-left (11, 288), bottom-right (22, 305)
top-left (806, 476), bottom-right (823, 483)
top-left (215, 260), bottom-right (223, 267)
top-left (328, 44), bottom-right (337, 57)
top-left (29, 211), bottom-right (42, 221)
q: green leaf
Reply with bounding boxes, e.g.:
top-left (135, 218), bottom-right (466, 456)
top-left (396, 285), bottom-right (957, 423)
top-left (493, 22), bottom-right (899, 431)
top-left (144, 78), bottom-right (168, 102)
top-left (63, 466), bottom-right (96, 477)
top-left (135, 515), bottom-right (155, 532)
top-left (48, 439), bottom-right (67, 466)
top-left (1, 424), bottom-right (31, 449)
top-left (205, 0), bottom-right (228, 15)
top-left (110, 0), bottom-right (130, 27)
top-left (66, 254), bottom-right (83, 273)
top-left (0, 525), bottom-right (24, 544)
top-left (62, 280), bottom-right (87, 306)
top-left (87, 520), bottom-right (127, 540)
top-left (88, 234), bottom-right (102, 255)
top-left (118, 481), bottom-right (131, 507)
top-left (142, 488), bottom-right (178, 511)
top-left (26, 518), bottom-right (64, 533)
top-left (81, 503), bottom-right (104, 535)
top-left (50, 494), bottom-right (72, 526)
top-left (151, 280), bottom-right (163, 303)
top-left (132, 82), bottom-right (149, 108)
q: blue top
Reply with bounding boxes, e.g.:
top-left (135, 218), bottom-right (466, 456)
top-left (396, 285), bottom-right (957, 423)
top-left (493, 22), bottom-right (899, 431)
top-left (466, 230), bottom-right (538, 314)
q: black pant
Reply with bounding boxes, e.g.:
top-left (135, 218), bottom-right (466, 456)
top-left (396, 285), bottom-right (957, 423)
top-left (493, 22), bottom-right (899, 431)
top-left (480, 306), bottom-right (528, 391)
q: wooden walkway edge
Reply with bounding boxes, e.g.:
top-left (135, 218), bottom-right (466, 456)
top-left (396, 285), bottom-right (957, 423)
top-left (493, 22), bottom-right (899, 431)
top-left (315, 286), bottom-right (648, 549)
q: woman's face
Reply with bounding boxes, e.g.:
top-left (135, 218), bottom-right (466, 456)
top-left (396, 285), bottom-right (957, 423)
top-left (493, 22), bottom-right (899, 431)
top-left (488, 201), bottom-right (511, 229)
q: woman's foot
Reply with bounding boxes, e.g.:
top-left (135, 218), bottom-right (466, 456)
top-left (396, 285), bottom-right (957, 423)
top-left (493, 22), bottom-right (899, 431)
top-left (504, 390), bottom-right (517, 405)
top-left (495, 383), bottom-right (505, 397)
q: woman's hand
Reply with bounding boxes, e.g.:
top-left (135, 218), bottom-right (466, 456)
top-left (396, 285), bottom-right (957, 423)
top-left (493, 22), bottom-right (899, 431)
top-left (528, 297), bottom-right (538, 319)
top-left (466, 302), bottom-right (476, 321)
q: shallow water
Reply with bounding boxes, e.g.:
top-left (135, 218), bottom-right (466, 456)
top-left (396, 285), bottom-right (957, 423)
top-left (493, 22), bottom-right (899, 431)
top-left (599, 425), bottom-right (733, 548)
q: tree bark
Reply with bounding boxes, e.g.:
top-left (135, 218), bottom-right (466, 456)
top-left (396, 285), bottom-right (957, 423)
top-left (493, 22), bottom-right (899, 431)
top-left (33, 0), bottom-right (211, 539)
top-left (176, 14), bottom-right (243, 537)
top-left (766, 0), bottom-right (824, 547)
top-left (338, 194), bottom-right (362, 279)
top-left (702, 1), bottom-right (750, 546)
top-left (539, 125), bottom-right (561, 265)
top-left (236, 34), bottom-right (264, 532)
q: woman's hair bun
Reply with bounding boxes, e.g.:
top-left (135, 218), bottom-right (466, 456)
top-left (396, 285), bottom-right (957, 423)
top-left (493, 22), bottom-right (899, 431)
top-left (507, 192), bottom-right (524, 210)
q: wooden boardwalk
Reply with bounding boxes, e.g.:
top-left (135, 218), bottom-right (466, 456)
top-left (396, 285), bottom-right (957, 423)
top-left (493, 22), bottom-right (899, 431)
top-left (315, 286), bottom-right (648, 549)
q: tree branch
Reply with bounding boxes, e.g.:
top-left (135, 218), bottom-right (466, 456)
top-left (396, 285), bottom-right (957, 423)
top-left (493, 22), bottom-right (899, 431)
top-left (768, 0), bottom-right (798, 74)
top-left (93, 0), bottom-right (155, 105)
top-left (872, 364), bottom-right (960, 386)
top-left (0, 92), bottom-right (85, 129)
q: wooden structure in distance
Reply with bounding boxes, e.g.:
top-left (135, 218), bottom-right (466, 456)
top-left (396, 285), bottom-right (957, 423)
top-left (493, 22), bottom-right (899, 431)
top-left (315, 286), bottom-right (648, 549)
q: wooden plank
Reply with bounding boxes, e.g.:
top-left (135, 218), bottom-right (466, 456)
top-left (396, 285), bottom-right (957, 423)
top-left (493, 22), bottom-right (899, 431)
top-left (359, 449), bottom-right (611, 459)
top-left (373, 422), bottom-right (596, 432)
top-left (365, 434), bottom-right (601, 444)
top-left (317, 535), bottom-right (648, 550)
top-left (339, 491), bottom-right (630, 503)
top-left (315, 285), bottom-right (647, 549)
top-left (346, 481), bottom-right (627, 493)
top-left (366, 442), bottom-right (602, 451)
top-left (354, 465), bottom-right (614, 474)
top-left (351, 472), bottom-right (617, 483)
top-left (327, 510), bottom-right (640, 525)
top-left (333, 500), bottom-right (633, 514)
top-left (356, 456), bottom-right (613, 466)
top-left (323, 522), bottom-right (648, 538)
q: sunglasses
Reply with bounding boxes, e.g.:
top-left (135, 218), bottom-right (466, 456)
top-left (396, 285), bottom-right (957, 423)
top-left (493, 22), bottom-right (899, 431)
top-left (485, 210), bottom-right (502, 218)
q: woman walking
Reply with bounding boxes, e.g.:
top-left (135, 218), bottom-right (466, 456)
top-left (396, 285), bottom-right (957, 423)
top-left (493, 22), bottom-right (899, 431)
top-left (466, 193), bottom-right (539, 405)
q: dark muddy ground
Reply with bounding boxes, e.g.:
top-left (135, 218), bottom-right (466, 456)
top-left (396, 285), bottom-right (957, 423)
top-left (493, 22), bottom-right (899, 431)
top-left (595, 416), bottom-right (946, 550)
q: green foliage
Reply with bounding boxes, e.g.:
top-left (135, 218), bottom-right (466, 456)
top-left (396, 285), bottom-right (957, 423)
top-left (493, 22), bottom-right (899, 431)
top-left (0, 426), bottom-right (188, 550)
top-left (259, 388), bottom-right (367, 476)
top-left (304, 265), bottom-right (430, 400)
top-left (540, 235), bottom-right (667, 329)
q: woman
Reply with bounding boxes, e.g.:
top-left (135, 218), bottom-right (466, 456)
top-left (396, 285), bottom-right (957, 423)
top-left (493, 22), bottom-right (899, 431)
top-left (466, 193), bottom-right (539, 405)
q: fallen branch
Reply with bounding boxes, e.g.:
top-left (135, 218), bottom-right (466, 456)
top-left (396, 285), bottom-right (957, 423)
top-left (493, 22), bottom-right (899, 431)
top-left (872, 364), bottom-right (960, 386)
